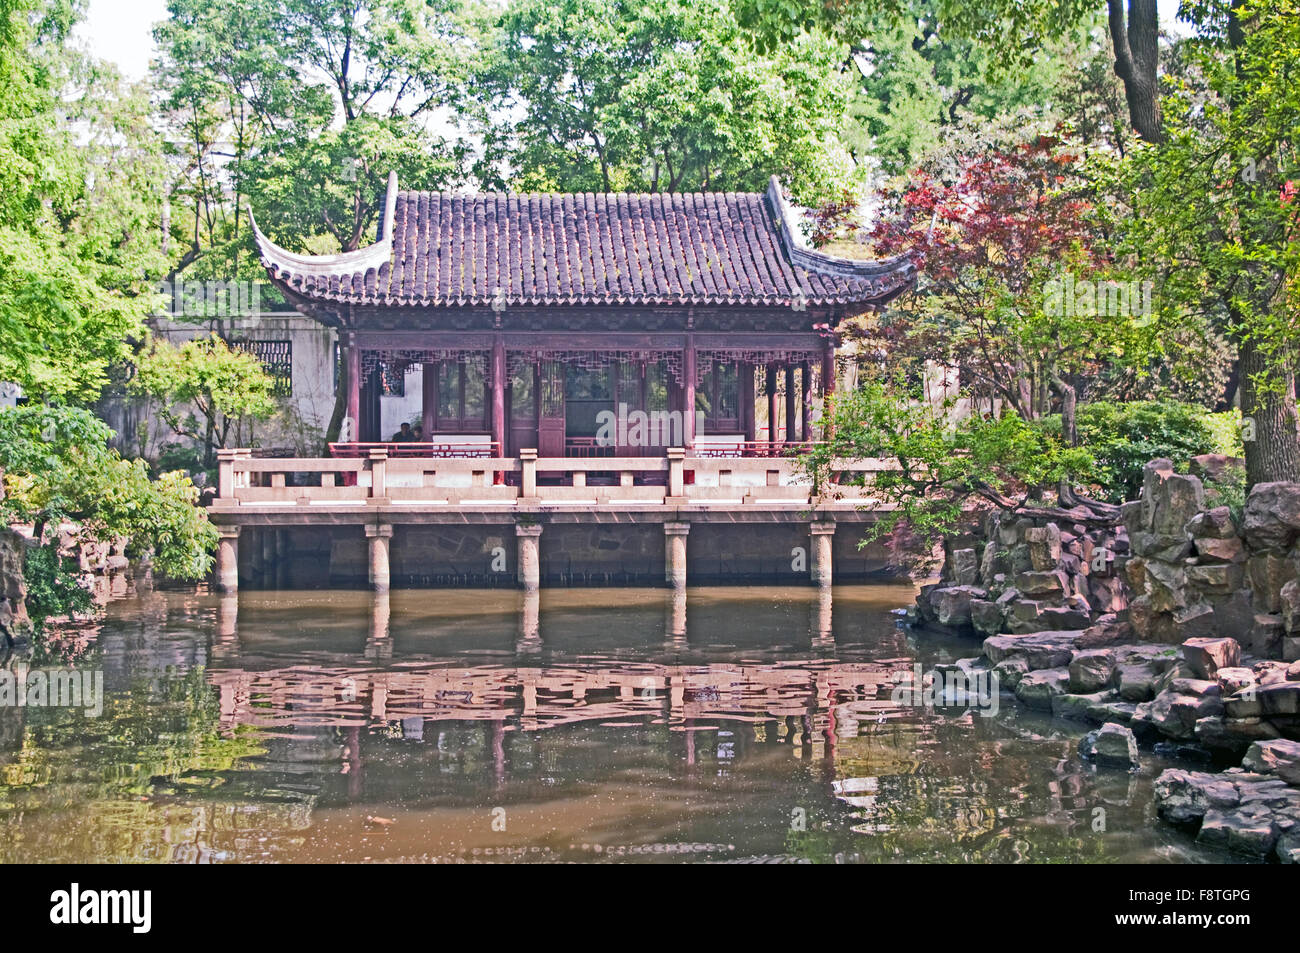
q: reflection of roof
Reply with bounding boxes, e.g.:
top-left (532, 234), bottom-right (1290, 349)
top-left (251, 173), bottom-right (917, 310)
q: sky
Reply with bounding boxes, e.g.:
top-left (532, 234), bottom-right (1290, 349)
top-left (78, 0), bottom-right (1192, 83)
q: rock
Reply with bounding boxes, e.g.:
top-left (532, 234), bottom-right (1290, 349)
top-left (1115, 660), bottom-right (1162, 702)
top-left (1143, 561), bottom-right (1188, 612)
top-left (1053, 690), bottom-right (1114, 722)
top-left (1286, 637), bottom-right (1300, 663)
top-left (1197, 804), bottom-right (1280, 857)
top-left (1080, 722), bottom-right (1140, 769)
top-left (1013, 570), bottom-right (1067, 597)
top-left (992, 658), bottom-right (1029, 690)
top-left (1146, 467), bottom-right (1204, 536)
top-left (1248, 613), bottom-right (1284, 658)
top-left (1241, 481), bottom-right (1300, 552)
top-left (1246, 552), bottom-right (1299, 614)
top-left (950, 547), bottom-right (979, 586)
top-left (1186, 563), bottom-right (1244, 595)
top-left (1277, 828), bottom-right (1300, 864)
top-left (1216, 666), bottom-right (1256, 696)
top-left (1171, 601), bottom-right (1217, 640)
top-left (1185, 505), bottom-right (1238, 540)
top-left (1210, 589), bottom-right (1256, 642)
top-left (1193, 536), bottom-right (1246, 564)
top-left (1224, 689), bottom-right (1261, 719)
top-left (969, 598), bottom-right (1003, 637)
top-left (1087, 697), bottom-right (1138, 724)
top-left (1153, 768), bottom-right (1240, 824)
top-left (1024, 524), bottom-right (1062, 571)
top-left (1182, 637), bottom-right (1240, 679)
top-left (930, 585), bottom-right (986, 628)
top-left (1282, 579), bottom-right (1300, 635)
top-left (1132, 689), bottom-right (1224, 740)
top-left (1088, 574), bottom-right (1129, 614)
top-left (1289, 660), bottom-right (1300, 680)
top-left (1068, 649), bottom-right (1115, 693)
top-left (1240, 739), bottom-right (1300, 782)
top-left (1188, 454), bottom-right (1245, 484)
top-left (1014, 667), bottom-right (1070, 711)
top-left (982, 632), bottom-right (1079, 670)
top-left (1195, 716), bottom-right (1280, 752)
top-left (1258, 681), bottom-right (1300, 716)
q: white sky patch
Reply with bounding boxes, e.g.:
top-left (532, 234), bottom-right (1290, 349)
top-left (77, 0), bottom-right (168, 81)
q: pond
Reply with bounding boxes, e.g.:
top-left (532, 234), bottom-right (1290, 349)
top-left (0, 583), bottom-right (1234, 863)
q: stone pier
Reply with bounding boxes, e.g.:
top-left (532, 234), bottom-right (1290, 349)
top-left (810, 521), bottom-right (835, 586)
top-left (516, 524), bottom-right (543, 591)
top-left (216, 527), bottom-right (241, 593)
top-left (366, 524), bottom-right (393, 591)
top-left (664, 522), bottom-right (690, 589)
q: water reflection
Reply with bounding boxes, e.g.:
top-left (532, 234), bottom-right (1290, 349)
top-left (0, 585), bottom-right (1234, 864)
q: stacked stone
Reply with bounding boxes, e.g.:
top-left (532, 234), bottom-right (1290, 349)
top-left (914, 509), bottom-right (1128, 636)
top-left (1121, 458), bottom-right (1300, 659)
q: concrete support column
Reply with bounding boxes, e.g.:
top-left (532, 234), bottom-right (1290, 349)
top-left (215, 526), bottom-right (241, 593)
top-left (664, 521), bottom-right (690, 589)
top-left (365, 524), bottom-right (393, 591)
top-left (810, 521), bottom-right (835, 587)
top-left (516, 523), bottom-right (543, 591)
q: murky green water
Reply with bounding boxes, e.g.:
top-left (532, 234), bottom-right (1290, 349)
top-left (0, 583), bottom-right (1234, 863)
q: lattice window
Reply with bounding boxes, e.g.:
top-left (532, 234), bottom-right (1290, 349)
top-left (234, 339), bottom-right (292, 397)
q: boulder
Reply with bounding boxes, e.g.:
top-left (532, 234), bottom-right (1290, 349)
top-left (1182, 637), bottom-right (1240, 679)
top-left (1014, 667), bottom-right (1070, 711)
top-left (1185, 505), bottom-right (1238, 540)
top-left (1196, 804), bottom-right (1280, 857)
top-left (950, 547), bottom-right (979, 586)
top-left (983, 631), bottom-right (1079, 670)
top-left (1068, 649), bottom-right (1115, 693)
top-left (1282, 579), bottom-right (1300, 635)
top-left (1053, 690), bottom-right (1114, 722)
top-left (1152, 768), bottom-right (1241, 825)
top-left (1241, 481), bottom-right (1300, 552)
top-left (1246, 553), bottom-right (1299, 613)
top-left (1079, 722), bottom-right (1140, 769)
top-left (1132, 689), bottom-right (1224, 740)
top-left (1248, 613), bottom-right (1285, 658)
top-left (930, 585), bottom-right (986, 628)
top-left (1216, 667), bottom-right (1256, 696)
top-left (1023, 524), bottom-right (1062, 571)
top-left (1240, 739), bottom-right (1300, 783)
top-left (1186, 563), bottom-right (1245, 595)
top-left (969, 598), bottom-right (1004, 637)
top-left (1187, 454), bottom-right (1245, 484)
top-left (1193, 536), bottom-right (1245, 564)
top-left (1258, 681), bottom-right (1300, 716)
top-left (991, 657), bottom-right (1029, 690)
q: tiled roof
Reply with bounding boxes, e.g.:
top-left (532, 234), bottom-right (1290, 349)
top-left (251, 174), bottom-right (916, 309)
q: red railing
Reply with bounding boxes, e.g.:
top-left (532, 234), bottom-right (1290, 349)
top-left (328, 441), bottom-right (501, 459)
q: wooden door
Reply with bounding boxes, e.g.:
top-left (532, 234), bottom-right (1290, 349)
top-left (537, 360), bottom-right (565, 457)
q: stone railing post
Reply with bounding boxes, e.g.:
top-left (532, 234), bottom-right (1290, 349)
top-left (368, 447), bottom-right (388, 502)
top-left (667, 447), bottom-right (685, 501)
top-left (520, 448), bottom-right (538, 498)
top-left (218, 449), bottom-right (238, 500)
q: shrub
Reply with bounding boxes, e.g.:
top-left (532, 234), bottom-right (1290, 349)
top-left (1070, 400), bottom-right (1219, 502)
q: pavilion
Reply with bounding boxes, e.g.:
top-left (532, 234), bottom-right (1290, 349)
top-left (251, 172), bottom-right (916, 458)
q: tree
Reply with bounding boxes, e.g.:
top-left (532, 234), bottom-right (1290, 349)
top-left (860, 133), bottom-right (1159, 453)
top-left (476, 0), bottom-right (860, 205)
top-left (801, 378), bottom-right (1099, 545)
top-left (1109, 0), bottom-right (1300, 485)
top-left (0, 405), bottom-right (217, 580)
top-left (130, 335), bottom-right (278, 469)
top-left (736, 1), bottom-right (1159, 141)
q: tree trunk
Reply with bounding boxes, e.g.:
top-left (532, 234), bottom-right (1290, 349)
top-left (1239, 334), bottom-right (1300, 486)
top-left (1107, 0), bottom-right (1163, 143)
top-left (325, 352), bottom-right (348, 446)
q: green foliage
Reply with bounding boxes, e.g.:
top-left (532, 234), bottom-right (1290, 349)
top-left (477, 0), bottom-right (860, 205)
top-left (22, 543), bottom-right (93, 625)
top-left (1052, 400), bottom-right (1221, 503)
top-left (0, 405), bottom-right (218, 580)
top-left (130, 335), bottom-right (277, 467)
top-left (802, 379), bottom-right (1095, 545)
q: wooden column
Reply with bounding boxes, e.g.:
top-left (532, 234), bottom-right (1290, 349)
top-left (822, 339), bottom-right (837, 439)
top-left (491, 334), bottom-right (506, 454)
top-left (766, 363), bottom-right (779, 443)
top-left (800, 360), bottom-right (813, 442)
top-left (784, 364), bottom-right (797, 442)
top-left (682, 334), bottom-right (696, 447)
top-left (422, 360), bottom-right (439, 436)
top-left (741, 363), bottom-right (756, 442)
top-left (344, 332), bottom-right (361, 443)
